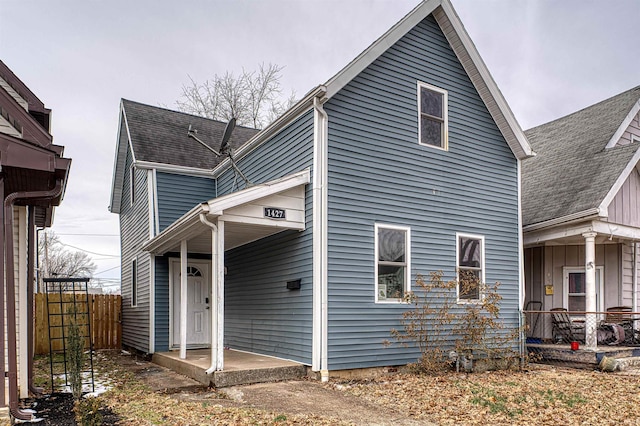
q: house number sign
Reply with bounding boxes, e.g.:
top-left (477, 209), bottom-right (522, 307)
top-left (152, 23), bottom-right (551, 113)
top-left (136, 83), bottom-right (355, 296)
top-left (264, 207), bottom-right (286, 220)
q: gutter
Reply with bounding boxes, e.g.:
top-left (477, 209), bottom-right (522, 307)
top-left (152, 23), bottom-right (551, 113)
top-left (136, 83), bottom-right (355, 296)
top-left (522, 208), bottom-right (602, 233)
top-left (3, 179), bottom-right (64, 421)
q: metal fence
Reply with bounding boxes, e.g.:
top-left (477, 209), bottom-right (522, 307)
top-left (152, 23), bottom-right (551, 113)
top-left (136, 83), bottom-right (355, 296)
top-left (523, 309), bottom-right (640, 370)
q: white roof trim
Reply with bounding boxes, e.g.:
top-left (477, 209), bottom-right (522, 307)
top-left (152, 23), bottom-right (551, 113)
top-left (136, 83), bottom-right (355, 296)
top-left (109, 101), bottom-right (132, 214)
top-left (142, 169), bottom-right (310, 254)
top-left (322, 0), bottom-right (533, 160)
top-left (605, 99), bottom-right (640, 149)
top-left (135, 161), bottom-right (216, 178)
top-left (598, 144), bottom-right (640, 214)
top-left (324, 0), bottom-right (440, 99)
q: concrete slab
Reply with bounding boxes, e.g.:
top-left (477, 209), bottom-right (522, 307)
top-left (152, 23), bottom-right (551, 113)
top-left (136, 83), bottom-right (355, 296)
top-left (152, 348), bottom-right (307, 388)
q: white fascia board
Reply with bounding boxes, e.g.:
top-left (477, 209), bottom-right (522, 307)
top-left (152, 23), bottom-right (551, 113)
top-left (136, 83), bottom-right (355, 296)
top-left (436, 1), bottom-right (534, 160)
top-left (592, 220), bottom-right (640, 241)
top-left (135, 161), bottom-right (216, 178)
top-left (598, 145), bottom-right (640, 213)
top-left (142, 203), bottom-right (207, 254)
top-left (324, 0), bottom-right (440, 100)
top-left (207, 169), bottom-right (310, 214)
top-left (605, 99), bottom-right (640, 149)
top-left (142, 169), bottom-right (311, 254)
top-left (523, 208), bottom-right (602, 233)
top-left (212, 88), bottom-right (325, 177)
top-left (523, 223), bottom-right (597, 246)
top-left (108, 101), bottom-right (128, 213)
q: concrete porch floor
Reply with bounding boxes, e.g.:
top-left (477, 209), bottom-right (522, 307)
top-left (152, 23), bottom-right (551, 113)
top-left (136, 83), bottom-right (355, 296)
top-left (152, 348), bottom-right (308, 388)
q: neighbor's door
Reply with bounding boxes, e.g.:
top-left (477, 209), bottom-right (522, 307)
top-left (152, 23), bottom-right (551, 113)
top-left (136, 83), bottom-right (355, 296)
top-left (172, 263), bottom-right (210, 347)
top-left (563, 266), bottom-right (604, 314)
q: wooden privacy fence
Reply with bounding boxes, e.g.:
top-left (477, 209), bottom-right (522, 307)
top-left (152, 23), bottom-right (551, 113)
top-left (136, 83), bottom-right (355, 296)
top-left (35, 293), bottom-right (122, 355)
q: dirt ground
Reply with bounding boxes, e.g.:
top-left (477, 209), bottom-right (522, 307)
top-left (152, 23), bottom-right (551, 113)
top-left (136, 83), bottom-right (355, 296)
top-left (120, 354), bottom-right (429, 425)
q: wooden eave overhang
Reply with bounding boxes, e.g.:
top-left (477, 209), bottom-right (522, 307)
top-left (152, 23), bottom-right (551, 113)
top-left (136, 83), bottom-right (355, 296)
top-left (0, 132), bottom-right (71, 226)
top-left (0, 84), bottom-right (52, 148)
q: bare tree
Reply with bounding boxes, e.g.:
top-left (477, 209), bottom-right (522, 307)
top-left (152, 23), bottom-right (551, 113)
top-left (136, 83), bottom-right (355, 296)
top-left (38, 231), bottom-right (97, 278)
top-left (176, 63), bottom-right (296, 129)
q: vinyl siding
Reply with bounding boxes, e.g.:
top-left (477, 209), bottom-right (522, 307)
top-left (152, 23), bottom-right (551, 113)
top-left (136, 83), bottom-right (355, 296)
top-left (324, 14), bottom-right (520, 370)
top-left (218, 111), bottom-right (314, 364)
top-left (616, 111), bottom-right (640, 146)
top-left (120, 146), bottom-right (151, 352)
top-left (156, 172), bottom-right (216, 232)
top-left (607, 167), bottom-right (640, 227)
top-left (154, 255), bottom-right (170, 352)
top-left (525, 244), bottom-right (621, 311)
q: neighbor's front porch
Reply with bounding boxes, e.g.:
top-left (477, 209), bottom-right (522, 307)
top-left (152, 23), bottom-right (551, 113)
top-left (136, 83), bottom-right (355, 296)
top-left (152, 348), bottom-right (307, 388)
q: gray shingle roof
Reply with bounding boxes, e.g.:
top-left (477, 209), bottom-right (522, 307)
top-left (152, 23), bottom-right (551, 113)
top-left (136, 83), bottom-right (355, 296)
top-left (122, 99), bottom-right (260, 169)
top-left (522, 86), bottom-right (640, 227)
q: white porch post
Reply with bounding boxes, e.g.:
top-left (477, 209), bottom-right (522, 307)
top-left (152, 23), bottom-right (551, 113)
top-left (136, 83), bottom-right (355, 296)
top-left (215, 220), bottom-right (225, 370)
top-left (180, 240), bottom-right (188, 359)
top-left (583, 232), bottom-right (597, 350)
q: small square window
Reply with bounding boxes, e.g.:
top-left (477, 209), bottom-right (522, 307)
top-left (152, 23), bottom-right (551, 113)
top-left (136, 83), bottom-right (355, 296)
top-left (375, 224), bottom-right (411, 303)
top-left (456, 233), bottom-right (484, 302)
top-left (129, 164), bottom-right (136, 206)
top-left (131, 258), bottom-right (138, 307)
top-left (418, 82), bottom-right (448, 150)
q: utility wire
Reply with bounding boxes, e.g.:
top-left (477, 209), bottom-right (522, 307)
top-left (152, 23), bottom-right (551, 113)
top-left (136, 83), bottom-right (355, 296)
top-left (58, 242), bottom-right (120, 258)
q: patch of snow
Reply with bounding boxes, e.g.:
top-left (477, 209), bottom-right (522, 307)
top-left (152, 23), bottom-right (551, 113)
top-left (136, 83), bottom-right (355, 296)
top-left (15, 417), bottom-right (43, 423)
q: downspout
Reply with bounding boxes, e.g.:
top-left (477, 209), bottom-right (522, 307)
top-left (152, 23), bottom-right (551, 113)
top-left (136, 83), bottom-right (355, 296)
top-left (4, 180), bottom-right (63, 421)
top-left (199, 211), bottom-right (221, 374)
top-left (313, 95), bottom-right (329, 382)
top-left (27, 207), bottom-right (43, 396)
top-left (633, 242), bottom-right (638, 329)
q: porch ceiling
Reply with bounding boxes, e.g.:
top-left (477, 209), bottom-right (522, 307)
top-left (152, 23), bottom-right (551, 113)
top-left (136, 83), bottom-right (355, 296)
top-left (143, 169), bottom-right (309, 255)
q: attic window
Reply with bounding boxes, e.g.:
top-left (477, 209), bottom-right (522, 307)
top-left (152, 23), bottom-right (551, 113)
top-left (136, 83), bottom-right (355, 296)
top-left (418, 82), bottom-right (448, 150)
top-left (129, 164), bottom-right (135, 206)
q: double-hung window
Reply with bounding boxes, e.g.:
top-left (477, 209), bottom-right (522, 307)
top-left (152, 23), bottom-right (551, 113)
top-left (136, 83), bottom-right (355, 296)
top-left (418, 82), bottom-right (448, 149)
top-left (375, 224), bottom-right (410, 302)
top-left (456, 233), bottom-right (484, 302)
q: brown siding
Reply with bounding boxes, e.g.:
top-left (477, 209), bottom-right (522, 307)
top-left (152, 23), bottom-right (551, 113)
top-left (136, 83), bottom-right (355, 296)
top-left (525, 244), bottom-right (621, 311)
top-left (608, 167), bottom-right (640, 227)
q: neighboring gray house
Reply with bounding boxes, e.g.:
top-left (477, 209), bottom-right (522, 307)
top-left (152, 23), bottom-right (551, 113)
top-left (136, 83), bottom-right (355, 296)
top-left (523, 85), bottom-right (640, 349)
top-left (109, 0), bottom-right (533, 378)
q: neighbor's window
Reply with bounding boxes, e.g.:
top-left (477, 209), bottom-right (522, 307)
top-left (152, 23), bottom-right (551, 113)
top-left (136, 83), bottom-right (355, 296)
top-left (129, 164), bottom-right (135, 205)
top-left (131, 258), bottom-right (138, 307)
top-left (418, 82), bottom-right (448, 149)
top-left (456, 233), bottom-right (484, 301)
top-left (375, 224), bottom-right (411, 302)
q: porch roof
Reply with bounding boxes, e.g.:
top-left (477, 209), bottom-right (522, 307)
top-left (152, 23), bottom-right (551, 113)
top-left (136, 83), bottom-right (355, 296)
top-left (523, 86), bottom-right (640, 229)
top-left (142, 169), bottom-right (310, 255)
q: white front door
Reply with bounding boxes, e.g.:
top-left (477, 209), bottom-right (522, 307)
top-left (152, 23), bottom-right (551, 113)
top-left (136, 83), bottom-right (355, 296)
top-left (563, 266), bottom-right (604, 314)
top-left (172, 262), bottom-right (210, 347)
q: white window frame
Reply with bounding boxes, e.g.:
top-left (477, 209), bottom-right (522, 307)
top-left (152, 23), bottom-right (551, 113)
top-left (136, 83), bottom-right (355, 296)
top-left (631, 134), bottom-right (640, 144)
top-left (129, 164), bottom-right (135, 206)
top-left (131, 257), bottom-right (138, 307)
top-left (417, 81), bottom-right (448, 150)
top-left (456, 233), bottom-right (485, 303)
top-left (375, 223), bottom-right (411, 304)
top-left (562, 266), bottom-right (604, 315)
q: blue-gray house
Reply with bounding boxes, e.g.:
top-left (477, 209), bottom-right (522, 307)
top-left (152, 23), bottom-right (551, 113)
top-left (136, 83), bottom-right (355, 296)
top-left (109, 0), bottom-right (533, 380)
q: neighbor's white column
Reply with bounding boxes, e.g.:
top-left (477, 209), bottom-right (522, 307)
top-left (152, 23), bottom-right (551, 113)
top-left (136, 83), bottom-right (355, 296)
top-left (210, 224), bottom-right (218, 372)
top-left (583, 232), bottom-right (597, 350)
top-left (180, 240), bottom-right (188, 359)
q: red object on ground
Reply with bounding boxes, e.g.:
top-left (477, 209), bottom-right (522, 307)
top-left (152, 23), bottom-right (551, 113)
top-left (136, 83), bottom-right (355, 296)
top-left (571, 341), bottom-right (579, 351)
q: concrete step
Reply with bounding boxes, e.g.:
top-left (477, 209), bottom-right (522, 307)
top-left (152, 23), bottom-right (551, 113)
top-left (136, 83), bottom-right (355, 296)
top-left (615, 356), bottom-right (640, 371)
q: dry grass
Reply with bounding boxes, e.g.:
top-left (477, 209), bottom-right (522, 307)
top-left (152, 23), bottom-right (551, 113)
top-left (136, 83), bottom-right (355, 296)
top-left (33, 352), bottom-right (640, 425)
top-left (330, 366), bottom-right (640, 425)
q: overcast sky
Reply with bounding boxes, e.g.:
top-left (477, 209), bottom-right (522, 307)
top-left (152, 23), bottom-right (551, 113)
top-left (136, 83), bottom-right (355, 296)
top-left (1, 0), bottom-right (639, 290)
